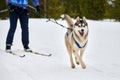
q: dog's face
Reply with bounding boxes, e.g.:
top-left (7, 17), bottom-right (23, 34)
top-left (73, 16), bottom-right (88, 37)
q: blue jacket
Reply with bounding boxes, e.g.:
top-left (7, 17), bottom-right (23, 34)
top-left (6, 0), bottom-right (40, 7)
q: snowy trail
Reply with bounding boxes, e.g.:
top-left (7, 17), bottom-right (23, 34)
top-left (0, 19), bottom-right (120, 80)
top-left (0, 51), bottom-right (32, 80)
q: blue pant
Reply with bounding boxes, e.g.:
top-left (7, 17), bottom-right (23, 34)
top-left (6, 8), bottom-right (29, 46)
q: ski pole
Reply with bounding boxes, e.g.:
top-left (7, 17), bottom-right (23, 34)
top-left (0, 9), bottom-right (8, 13)
top-left (28, 5), bottom-right (36, 11)
top-left (28, 5), bottom-right (42, 17)
top-left (0, 5), bottom-right (35, 14)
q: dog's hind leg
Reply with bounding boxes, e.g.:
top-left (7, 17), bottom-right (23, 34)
top-left (73, 50), bottom-right (81, 67)
top-left (75, 57), bottom-right (80, 65)
top-left (80, 49), bottom-right (86, 69)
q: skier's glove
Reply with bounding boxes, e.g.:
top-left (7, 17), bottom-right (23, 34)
top-left (8, 4), bottom-right (15, 12)
top-left (35, 5), bottom-right (40, 16)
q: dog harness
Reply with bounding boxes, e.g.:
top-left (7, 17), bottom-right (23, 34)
top-left (66, 32), bottom-right (87, 48)
top-left (73, 36), bottom-right (88, 48)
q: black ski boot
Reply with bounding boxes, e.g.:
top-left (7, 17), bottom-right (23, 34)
top-left (24, 45), bottom-right (32, 52)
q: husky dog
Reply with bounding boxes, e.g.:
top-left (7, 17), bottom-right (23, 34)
top-left (61, 14), bottom-right (88, 69)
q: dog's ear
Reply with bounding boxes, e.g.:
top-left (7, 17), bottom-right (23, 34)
top-left (83, 16), bottom-right (87, 23)
top-left (76, 16), bottom-right (80, 22)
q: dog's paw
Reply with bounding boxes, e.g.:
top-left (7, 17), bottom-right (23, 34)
top-left (71, 65), bottom-right (75, 69)
top-left (81, 63), bottom-right (86, 69)
top-left (75, 57), bottom-right (80, 65)
top-left (76, 61), bottom-right (80, 65)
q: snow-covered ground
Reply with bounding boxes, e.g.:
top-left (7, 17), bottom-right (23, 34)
top-left (0, 18), bottom-right (120, 80)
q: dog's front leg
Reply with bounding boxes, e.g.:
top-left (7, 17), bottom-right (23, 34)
top-left (80, 49), bottom-right (86, 69)
top-left (65, 38), bottom-right (75, 68)
top-left (69, 52), bottom-right (75, 68)
top-left (67, 47), bottom-right (75, 68)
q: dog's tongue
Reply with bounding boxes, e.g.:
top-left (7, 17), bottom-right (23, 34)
top-left (79, 31), bottom-right (84, 36)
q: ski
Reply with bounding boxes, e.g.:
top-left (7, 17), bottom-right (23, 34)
top-left (6, 51), bottom-right (25, 58)
top-left (0, 49), bottom-right (52, 57)
top-left (25, 50), bottom-right (52, 57)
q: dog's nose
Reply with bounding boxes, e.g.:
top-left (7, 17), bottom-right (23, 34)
top-left (81, 29), bottom-right (84, 32)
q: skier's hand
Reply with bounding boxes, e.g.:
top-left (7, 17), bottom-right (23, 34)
top-left (35, 5), bottom-right (40, 16)
top-left (36, 6), bottom-right (40, 12)
top-left (8, 4), bottom-right (15, 12)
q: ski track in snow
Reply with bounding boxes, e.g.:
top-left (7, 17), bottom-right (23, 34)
top-left (0, 19), bottom-right (120, 80)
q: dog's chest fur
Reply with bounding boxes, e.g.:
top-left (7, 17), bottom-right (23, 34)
top-left (66, 30), bottom-right (88, 49)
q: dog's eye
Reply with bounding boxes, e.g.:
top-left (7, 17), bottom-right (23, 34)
top-left (75, 23), bottom-right (78, 26)
top-left (75, 24), bottom-right (81, 27)
top-left (78, 24), bottom-right (82, 27)
top-left (82, 23), bottom-right (88, 27)
top-left (85, 23), bottom-right (88, 26)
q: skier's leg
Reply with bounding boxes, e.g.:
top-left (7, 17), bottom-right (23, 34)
top-left (6, 12), bottom-right (18, 50)
top-left (19, 9), bottom-right (30, 50)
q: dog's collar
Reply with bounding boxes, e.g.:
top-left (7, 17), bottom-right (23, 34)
top-left (72, 34), bottom-right (88, 48)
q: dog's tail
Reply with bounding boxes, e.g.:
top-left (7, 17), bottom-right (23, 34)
top-left (61, 14), bottom-right (74, 28)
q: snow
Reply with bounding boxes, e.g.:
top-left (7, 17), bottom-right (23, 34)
top-left (0, 18), bottom-right (120, 80)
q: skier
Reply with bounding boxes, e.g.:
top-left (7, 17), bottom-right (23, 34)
top-left (5, 0), bottom-right (40, 52)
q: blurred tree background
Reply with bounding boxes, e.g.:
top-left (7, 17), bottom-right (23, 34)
top-left (0, 0), bottom-right (120, 21)
top-left (0, 0), bottom-right (8, 19)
